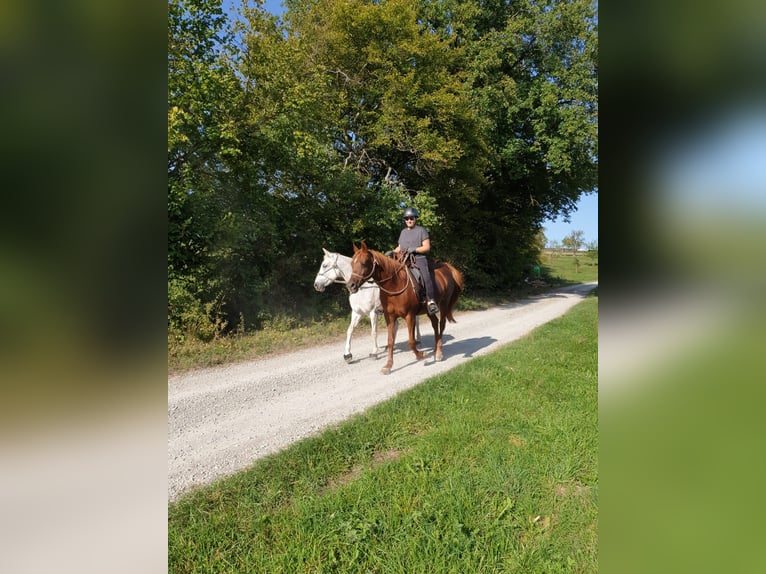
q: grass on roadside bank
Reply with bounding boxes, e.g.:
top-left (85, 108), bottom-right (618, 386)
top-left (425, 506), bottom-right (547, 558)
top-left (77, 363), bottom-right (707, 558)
top-left (168, 293), bottom-right (598, 573)
top-left (168, 317), bottom-right (352, 374)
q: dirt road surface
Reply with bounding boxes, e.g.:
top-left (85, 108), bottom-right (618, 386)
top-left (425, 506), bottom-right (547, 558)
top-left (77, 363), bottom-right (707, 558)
top-left (168, 282), bottom-right (597, 501)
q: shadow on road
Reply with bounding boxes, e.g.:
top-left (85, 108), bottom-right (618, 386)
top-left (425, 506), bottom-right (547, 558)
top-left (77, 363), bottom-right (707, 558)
top-left (390, 332), bottom-right (497, 359)
top-left (445, 335), bottom-right (497, 358)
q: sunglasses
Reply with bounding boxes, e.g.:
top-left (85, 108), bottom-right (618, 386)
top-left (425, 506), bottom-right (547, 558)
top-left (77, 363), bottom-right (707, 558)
top-left (404, 217), bottom-right (416, 221)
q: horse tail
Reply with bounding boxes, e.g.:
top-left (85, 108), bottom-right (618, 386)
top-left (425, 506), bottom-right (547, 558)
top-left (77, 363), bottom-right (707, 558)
top-left (435, 262), bottom-right (464, 323)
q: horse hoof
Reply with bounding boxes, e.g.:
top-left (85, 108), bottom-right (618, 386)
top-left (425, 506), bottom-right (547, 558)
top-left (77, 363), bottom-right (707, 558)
top-left (435, 354), bottom-right (444, 362)
top-left (381, 367), bottom-right (391, 375)
top-left (344, 354), bottom-right (352, 363)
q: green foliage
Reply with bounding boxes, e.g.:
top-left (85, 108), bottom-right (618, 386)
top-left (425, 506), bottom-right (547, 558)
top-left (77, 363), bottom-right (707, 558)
top-left (586, 250), bottom-right (598, 266)
top-left (168, 277), bottom-right (227, 342)
top-left (167, 0), bottom-right (598, 335)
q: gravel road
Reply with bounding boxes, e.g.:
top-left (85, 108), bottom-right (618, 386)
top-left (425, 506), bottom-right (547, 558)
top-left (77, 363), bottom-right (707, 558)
top-left (168, 282), bottom-right (597, 501)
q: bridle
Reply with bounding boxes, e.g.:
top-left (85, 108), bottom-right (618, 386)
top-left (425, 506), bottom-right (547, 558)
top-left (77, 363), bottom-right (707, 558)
top-left (349, 257), bottom-right (379, 284)
top-left (316, 255), bottom-right (347, 285)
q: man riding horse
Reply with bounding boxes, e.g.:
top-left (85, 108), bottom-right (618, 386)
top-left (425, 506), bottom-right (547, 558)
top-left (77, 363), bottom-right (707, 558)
top-left (391, 207), bottom-right (439, 316)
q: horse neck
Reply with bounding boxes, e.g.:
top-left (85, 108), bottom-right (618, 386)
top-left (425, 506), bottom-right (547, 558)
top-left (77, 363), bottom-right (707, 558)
top-left (334, 254), bottom-right (354, 283)
top-left (369, 250), bottom-right (405, 286)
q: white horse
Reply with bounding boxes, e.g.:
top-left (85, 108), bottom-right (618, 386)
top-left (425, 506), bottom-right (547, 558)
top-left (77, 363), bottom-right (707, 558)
top-left (313, 248), bottom-right (419, 363)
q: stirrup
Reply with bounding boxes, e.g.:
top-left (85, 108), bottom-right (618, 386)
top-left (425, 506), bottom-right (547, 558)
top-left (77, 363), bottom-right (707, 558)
top-left (427, 300), bottom-right (439, 315)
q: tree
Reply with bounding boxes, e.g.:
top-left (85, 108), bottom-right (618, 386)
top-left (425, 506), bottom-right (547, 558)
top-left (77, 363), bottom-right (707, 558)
top-left (276, 0), bottom-right (488, 243)
top-left (586, 239), bottom-right (598, 265)
top-left (415, 0), bottom-right (598, 287)
top-left (562, 229), bottom-right (585, 272)
top-left (168, 0), bottom-right (246, 334)
top-left (563, 229), bottom-right (586, 253)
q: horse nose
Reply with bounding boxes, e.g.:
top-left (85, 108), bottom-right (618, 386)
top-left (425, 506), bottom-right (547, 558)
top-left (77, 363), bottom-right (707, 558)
top-left (313, 281), bottom-right (324, 292)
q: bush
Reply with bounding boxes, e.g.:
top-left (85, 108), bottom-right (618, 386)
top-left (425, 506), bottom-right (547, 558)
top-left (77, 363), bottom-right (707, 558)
top-left (168, 278), bottom-right (227, 342)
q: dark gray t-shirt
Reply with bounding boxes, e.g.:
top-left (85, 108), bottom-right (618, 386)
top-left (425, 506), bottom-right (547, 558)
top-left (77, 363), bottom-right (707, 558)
top-left (398, 225), bottom-right (430, 252)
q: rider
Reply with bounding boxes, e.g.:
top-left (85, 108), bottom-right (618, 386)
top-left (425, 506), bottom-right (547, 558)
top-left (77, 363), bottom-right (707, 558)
top-left (393, 207), bottom-right (439, 315)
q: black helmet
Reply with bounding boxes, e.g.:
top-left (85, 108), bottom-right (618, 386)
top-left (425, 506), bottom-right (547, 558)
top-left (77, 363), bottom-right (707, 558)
top-left (403, 207), bottom-right (419, 219)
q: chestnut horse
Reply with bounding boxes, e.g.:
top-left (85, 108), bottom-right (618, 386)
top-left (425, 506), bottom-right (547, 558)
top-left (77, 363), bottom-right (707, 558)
top-left (347, 242), bottom-right (464, 375)
top-left (313, 248), bottom-right (420, 363)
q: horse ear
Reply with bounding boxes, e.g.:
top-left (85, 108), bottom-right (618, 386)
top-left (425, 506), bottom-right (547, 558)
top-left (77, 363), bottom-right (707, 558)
top-left (360, 241), bottom-right (367, 251)
top-left (352, 243), bottom-right (359, 253)
top-left (323, 247), bottom-right (330, 256)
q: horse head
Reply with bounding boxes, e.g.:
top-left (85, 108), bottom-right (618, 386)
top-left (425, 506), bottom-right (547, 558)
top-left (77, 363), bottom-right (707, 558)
top-left (313, 248), bottom-right (341, 292)
top-left (347, 242), bottom-right (375, 294)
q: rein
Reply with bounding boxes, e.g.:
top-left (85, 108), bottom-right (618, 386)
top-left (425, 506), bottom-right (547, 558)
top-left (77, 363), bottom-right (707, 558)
top-left (371, 255), bottom-right (414, 296)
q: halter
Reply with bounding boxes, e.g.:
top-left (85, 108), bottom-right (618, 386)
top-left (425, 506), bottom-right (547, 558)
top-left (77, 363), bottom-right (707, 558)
top-left (316, 255), bottom-right (347, 285)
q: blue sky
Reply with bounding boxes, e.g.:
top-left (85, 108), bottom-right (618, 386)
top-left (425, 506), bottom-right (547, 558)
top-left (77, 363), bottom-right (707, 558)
top-left (542, 193), bottom-right (598, 245)
top-left (263, 0), bottom-right (285, 14)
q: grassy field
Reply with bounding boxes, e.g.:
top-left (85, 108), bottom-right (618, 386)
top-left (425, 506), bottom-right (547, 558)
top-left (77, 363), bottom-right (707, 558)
top-left (542, 252), bottom-right (599, 284)
top-left (168, 294), bottom-right (598, 573)
top-left (168, 253), bottom-right (597, 374)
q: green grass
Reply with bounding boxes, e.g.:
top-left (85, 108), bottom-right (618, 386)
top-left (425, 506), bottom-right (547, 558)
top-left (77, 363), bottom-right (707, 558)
top-left (168, 295), bottom-right (598, 573)
top-left (542, 253), bottom-right (599, 284)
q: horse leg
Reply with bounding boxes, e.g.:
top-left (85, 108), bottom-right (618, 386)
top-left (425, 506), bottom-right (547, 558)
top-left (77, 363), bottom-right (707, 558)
top-left (344, 310), bottom-right (362, 362)
top-left (408, 315), bottom-right (425, 361)
top-left (430, 313), bottom-right (443, 362)
top-left (391, 317), bottom-right (398, 348)
top-left (392, 316), bottom-right (415, 346)
top-left (382, 316), bottom-right (396, 375)
top-left (369, 310), bottom-right (379, 359)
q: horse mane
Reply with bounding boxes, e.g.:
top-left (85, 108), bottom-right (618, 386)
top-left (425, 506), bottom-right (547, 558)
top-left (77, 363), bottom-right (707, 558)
top-left (368, 248), bottom-right (405, 274)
